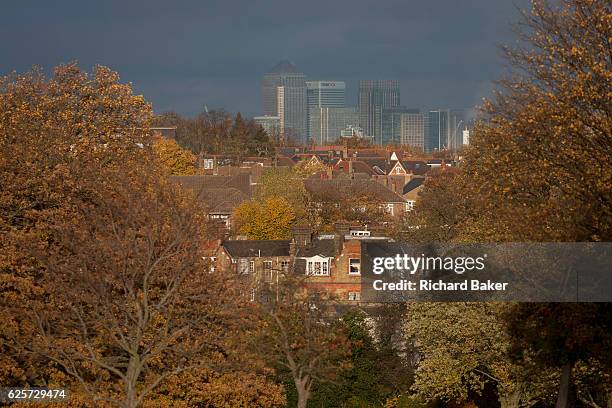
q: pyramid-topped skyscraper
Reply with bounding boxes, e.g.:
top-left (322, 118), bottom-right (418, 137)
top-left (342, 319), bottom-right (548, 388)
top-left (261, 60), bottom-right (307, 144)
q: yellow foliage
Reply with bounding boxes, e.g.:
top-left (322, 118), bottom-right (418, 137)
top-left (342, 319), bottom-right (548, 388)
top-left (152, 136), bottom-right (198, 175)
top-left (233, 197), bottom-right (296, 239)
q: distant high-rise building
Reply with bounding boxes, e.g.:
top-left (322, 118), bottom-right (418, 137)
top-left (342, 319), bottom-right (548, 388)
top-left (309, 107), bottom-right (359, 145)
top-left (253, 115), bottom-right (280, 140)
top-left (462, 128), bottom-right (470, 145)
top-left (400, 113), bottom-right (425, 150)
top-left (306, 81), bottom-right (345, 141)
top-left (381, 107), bottom-right (419, 145)
top-left (358, 80), bottom-right (400, 143)
top-left (261, 60), bottom-right (307, 144)
top-left (424, 110), bottom-right (450, 152)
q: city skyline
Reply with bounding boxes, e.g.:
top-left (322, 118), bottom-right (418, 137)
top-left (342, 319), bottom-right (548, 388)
top-left (1, 0), bottom-right (529, 118)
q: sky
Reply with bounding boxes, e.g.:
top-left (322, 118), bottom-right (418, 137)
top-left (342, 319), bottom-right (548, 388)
top-left (0, 0), bottom-right (529, 118)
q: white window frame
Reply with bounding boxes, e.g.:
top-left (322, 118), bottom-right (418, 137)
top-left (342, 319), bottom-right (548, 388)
top-left (306, 257), bottom-right (330, 276)
top-left (348, 292), bottom-right (360, 301)
top-left (348, 258), bottom-right (360, 275)
top-left (405, 200), bottom-right (415, 212)
top-left (263, 260), bottom-right (272, 270)
top-left (385, 203), bottom-right (394, 216)
top-left (280, 260), bottom-right (290, 272)
top-left (249, 260), bottom-right (255, 274)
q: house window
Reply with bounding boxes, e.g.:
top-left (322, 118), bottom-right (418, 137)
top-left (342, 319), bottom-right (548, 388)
top-left (238, 258), bottom-right (248, 274)
top-left (306, 259), bottom-right (330, 276)
top-left (349, 258), bottom-right (360, 275)
top-left (250, 288), bottom-right (256, 302)
top-left (202, 256), bottom-right (217, 273)
top-left (280, 260), bottom-right (290, 272)
top-left (348, 292), bottom-right (360, 301)
top-left (249, 260), bottom-right (255, 274)
top-left (395, 166), bottom-right (402, 175)
top-left (203, 158), bottom-right (214, 169)
top-left (405, 201), bottom-right (415, 212)
top-left (385, 203), bottom-right (394, 216)
top-left (263, 261), bottom-right (272, 270)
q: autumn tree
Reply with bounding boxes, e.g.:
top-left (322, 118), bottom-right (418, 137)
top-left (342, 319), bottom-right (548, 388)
top-left (454, 1), bottom-right (612, 406)
top-left (256, 275), bottom-right (352, 408)
top-left (152, 136), bottom-right (198, 175)
top-left (0, 63), bottom-right (153, 391)
top-left (233, 197), bottom-right (296, 240)
top-left (394, 168), bottom-right (465, 243)
top-left (254, 167), bottom-right (311, 219)
top-left (292, 158), bottom-right (328, 178)
top-left (154, 110), bottom-right (273, 158)
top-left (0, 64), bottom-right (260, 407)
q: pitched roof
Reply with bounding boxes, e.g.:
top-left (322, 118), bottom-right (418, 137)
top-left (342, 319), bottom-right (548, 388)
top-left (222, 240), bottom-right (291, 258)
top-left (360, 158), bottom-right (391, 175)
top-left (402, 177), bottom-right (425, 195)
top-left (295, 237), bottom-right (336, 257)
top-left (293, 237), bottom-right (337, 274)
top-left (304, 179), bottom-right (406, 203)
top-left (198, 188), bottom-right (248, 213)
top-left (170, 174), bottom-right (251, 196)
top-left (276, 156), bottom-right (296, 167)
top-left (335, 160), bottom-right (377, 176)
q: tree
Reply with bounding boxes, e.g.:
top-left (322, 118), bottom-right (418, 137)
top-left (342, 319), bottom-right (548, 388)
top-left (502, 303), bottom-right (612, 408)
top-left (0, 64), bottom-right (253, 407)
top-left (404, 303), bottom-right (556, 408)
top-left (254, 168), bottom-right (310, 219)
top-left (31, 171), bottom-right (250, 408)
top-left (461, 0), bottom-right (611, 242)
top-left (152, 136), bottom-right (198, 175)
top-left (310, 308), bottom-right (414, 408)
top-left (153, 110), bottom-right (274, 158)
top-left (394, 168), bottom-right (466, 243)
top-left (292, 158), bottom-right (328, 178)
top-left (233, 197), bottom-right (296, 240)
top-left (256, 276), bottom-right (352, 408)
top-left (455, 1), bottom-right (612, 406)
top-left (0, 63), bottom-right (154, 391)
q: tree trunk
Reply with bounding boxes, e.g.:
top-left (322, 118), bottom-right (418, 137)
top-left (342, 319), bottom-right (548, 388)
top-left (295, 376), bottom-right (311, 408)
top-left (499, 389), bottom-right (521, 408)
top-left (555, 362), bottom-right (573, 408)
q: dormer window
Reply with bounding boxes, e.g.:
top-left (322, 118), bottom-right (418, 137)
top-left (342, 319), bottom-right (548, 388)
top-left (305, 256), bottom-right (330, 276)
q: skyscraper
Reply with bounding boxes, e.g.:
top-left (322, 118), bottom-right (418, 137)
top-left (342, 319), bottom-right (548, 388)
top-left (381, 107), bottom-right (419, 145)
top-left (358, 80), bottom-right (400, 143)
top-left (309, 107), bottom-right (359, 145)
top-left (261, 60), bottom-right (307, 144)
top-left (306, 81), bottom-right (345, 141)
top-left (400, 113), bottom-right (425, 149)
top-left (424, 110), bottom-right (449, 152)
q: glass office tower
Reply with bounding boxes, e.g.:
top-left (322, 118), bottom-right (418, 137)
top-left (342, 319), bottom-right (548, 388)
top-left (306, 81), bottom-right (345, 142)
top-left (358, 80), bottom-right (400, 143)
top-left (261, 60), bottom-right (307, 144)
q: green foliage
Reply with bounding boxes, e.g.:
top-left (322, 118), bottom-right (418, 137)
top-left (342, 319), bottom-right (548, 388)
top-left (404, 303), bottom-right (555, 407)
top-left (309, 310), bottom-right (413, 408)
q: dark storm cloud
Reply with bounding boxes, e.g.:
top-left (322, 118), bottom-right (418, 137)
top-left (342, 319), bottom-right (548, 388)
top-left (0, 0), bottom-right (529, 117)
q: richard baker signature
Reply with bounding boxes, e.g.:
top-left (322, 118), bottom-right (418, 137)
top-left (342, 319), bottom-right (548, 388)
top-left (372, 279), bottom-right (509, 292)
